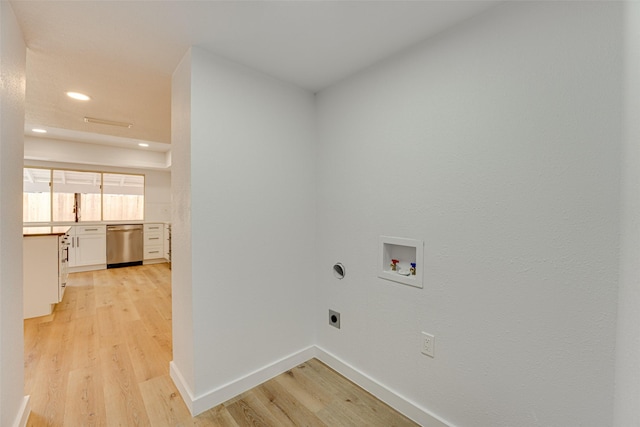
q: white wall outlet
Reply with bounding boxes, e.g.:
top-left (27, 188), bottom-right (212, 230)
top-left (421, 332), bottom-right (435, 357)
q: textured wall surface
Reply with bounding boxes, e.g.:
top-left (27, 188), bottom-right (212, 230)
top-left (315, 2), bottom-right (622, 426)
top-left (0, 1), bottom-right (27, 425)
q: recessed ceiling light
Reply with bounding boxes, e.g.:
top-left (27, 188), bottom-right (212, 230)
top-left (66, 91), bottom-right (91, 101)
top-left (32, 128), bottom-right (47, 133)
top-left (138, 143), bottom-right (149, 147)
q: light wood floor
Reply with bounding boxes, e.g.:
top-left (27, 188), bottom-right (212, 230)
top-left (24, 263), bottom-right (418, 426)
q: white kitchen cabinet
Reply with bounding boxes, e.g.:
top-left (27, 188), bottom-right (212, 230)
top-left (68, 225), bottom-right (107, 271)
top-left (164, 224), bottom-right (171, 261)
top-left (144, 223), bottom-right (165, 262)
top-left (23, 229), bottom-right (69, 319)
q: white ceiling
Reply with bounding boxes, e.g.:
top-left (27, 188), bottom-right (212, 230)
top-left (11, 0), bottom-right (498, 149)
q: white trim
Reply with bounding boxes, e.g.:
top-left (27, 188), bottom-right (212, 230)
top-left (169, 361), bottom-right (196, 414)
top-left (12, 395), bottom-right (30, 427)
top-left (142, 258), bottom-right (168, 265)
top-left (170, 346), bottom-right (454, 425)
top-left (315, 346), bottom-right (454, 427)
top-left (171, 346), bottom-right (316, 416)
top-left (68, 264), bottom-right (106, 273)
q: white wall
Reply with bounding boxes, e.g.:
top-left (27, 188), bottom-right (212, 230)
top-left (316, 2), bottom-right (622, 426)
top-left (0, 1), bottom-right (29, 426)
top-left (614, 2), bottom-right (640, 425)
top-left (25, 160), bottom-right (171, 222)
top-left (171, 47), bottom-right (316, 413)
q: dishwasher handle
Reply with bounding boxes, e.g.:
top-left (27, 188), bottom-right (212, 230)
top-left (107, 225), bottom-right (143, 232)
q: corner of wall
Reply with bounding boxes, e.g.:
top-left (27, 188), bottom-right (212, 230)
top-left (169, 47), bottom-right (195, 396)
top-left (169, 361), bottom-right (196, 415)
top-left (178, 347), bottom-right (316, 416)
top-left (11, 396), bottom-right (30, 427)
top-left (314, 347), bottom-right (453, 427)
top-left (0, 1), bottom-right (28, 426)
top-left (613, 3), bottom-right (640, 425)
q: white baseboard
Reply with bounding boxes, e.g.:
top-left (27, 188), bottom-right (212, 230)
top-left (143, 259), bottom-right (169, 265)
top-left (170, 345), bottom-right (454, 426)
top-left (313, 346), bottom-right (453, 427)
top-left (171, 346), bottom-right (317, 416)
top-left (169, 361), bottom-right (196, 414)
top-left (12, 395), bottom-right (30, 427)
top-left (68, 264), bottom-right (106, 273)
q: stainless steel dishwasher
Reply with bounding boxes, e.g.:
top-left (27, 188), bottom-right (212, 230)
top-left (106, 224), bottom-right (143, 268)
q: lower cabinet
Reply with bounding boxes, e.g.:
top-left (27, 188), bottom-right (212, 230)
top-left (164, 224), bottom-right (171, 261)
top-left (27, 223), bottom-right (170, 276)
top-left (23, 234), bottom-right (67, 319)
top-left (144, 223), bottom-right (165, 262)
top-left (68, 225), bottom-right (107, 271)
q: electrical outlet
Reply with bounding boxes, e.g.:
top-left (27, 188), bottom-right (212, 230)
top-left (421, 332), bottom-right (434, 357)
top-left (329, 310), bottom-right (341, 329)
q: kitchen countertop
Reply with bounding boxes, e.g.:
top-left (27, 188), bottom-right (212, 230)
top-left (24, 221), bottom-right (170, 227)
top-left (23, 226), bottom-right (72, 237)
top-left (23, 222), bottom-right (171, 237)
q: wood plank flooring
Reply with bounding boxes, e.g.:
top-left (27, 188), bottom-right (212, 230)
top-left (24, 263), bottom-right (418, 426)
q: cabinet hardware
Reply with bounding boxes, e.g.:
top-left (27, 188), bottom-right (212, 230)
top-left (84, 228), bottom-right (98, 231)
top-left (149, 237), bottom-right (160, 240)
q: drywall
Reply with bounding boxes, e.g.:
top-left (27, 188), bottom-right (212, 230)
top-left (315, 2), bottom-right (621, 426)
top-left (614, 3), bottom-right (640, 425)
top-left (25, 160), bottom-right (171, 222)
top-left (24, 136), bottom-right (170, 170)
top-left (0, 1), bottom-right (29, 426)
top-left (171, 47), bottom-right (316, 412)
top-left (170, 48), bottom-right (195, 405)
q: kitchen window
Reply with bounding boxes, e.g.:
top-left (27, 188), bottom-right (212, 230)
top-left (23, 167), bottom-right (52, 223)
top-left (23, 167), bottom-right (144, 223)
top-left (102, 173), bottom-right (144, 221)
top-left (52, 170), bottom-right (102, 222)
